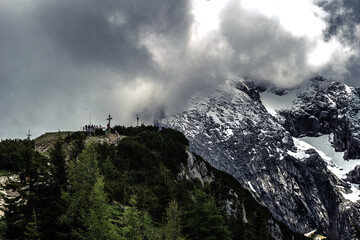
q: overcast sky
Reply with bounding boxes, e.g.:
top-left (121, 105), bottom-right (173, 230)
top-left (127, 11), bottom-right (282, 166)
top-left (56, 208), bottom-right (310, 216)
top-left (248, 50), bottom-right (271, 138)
top-left (0, 0), bottom-right (359, 139)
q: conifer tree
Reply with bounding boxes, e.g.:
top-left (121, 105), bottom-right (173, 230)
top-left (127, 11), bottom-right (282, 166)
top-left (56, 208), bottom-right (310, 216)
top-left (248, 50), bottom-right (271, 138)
top-left (60, 141), bottom-right (100, 238)
top-left (61, 141), bottom-right (122, 239)
top-left (2, 144), bottom-right (47, 239)
top-left (68, 132), bottom-right (85, 161)
top-left (42, 137), bottom-right (69, 238)
top-left (163, 199), bottom-right (185, 240)
top-left (120, 194), bottom-right (142, 240)
top-left (183, 190), bottom-right (231, 240)
top-left (142, 211), bottom-right (160, 240)
top-left (49, 137), bottom-right (68, 195)
top-left (83, 176), bottom-right (120, 240)
top-left (3, 137), bottom-right (68, 239)
top-left (24, 208), bottom-right (41, 240)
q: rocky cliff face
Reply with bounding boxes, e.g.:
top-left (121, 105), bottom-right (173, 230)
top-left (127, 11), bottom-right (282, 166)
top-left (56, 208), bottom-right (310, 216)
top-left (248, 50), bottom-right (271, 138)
top-left (181, 149), bottom-right (305, 240)
top-left (347, 166), bottom-right (360, 184)
top-left (278, 76), bottom-right (360, 160)
top-left (161, 77), bottom-right (360, 239)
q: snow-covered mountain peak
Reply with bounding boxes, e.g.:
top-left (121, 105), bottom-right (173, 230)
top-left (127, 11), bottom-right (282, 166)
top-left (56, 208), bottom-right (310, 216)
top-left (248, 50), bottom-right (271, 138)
top-left (163, 77), bottom-right (292, 156)
top-left (161, 76), bottom-right (360, 239)
top-left (261, 76), bottom-right (358, 115)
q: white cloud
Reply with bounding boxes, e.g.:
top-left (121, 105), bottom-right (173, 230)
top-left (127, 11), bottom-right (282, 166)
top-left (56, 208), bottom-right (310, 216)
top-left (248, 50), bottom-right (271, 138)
top-left (241, 0), bottom-right (327, 38)
top-left (191, 0), bottom-right (228, 39)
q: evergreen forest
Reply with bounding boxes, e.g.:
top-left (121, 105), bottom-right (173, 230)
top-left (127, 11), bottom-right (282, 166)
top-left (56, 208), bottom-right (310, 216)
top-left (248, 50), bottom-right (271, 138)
top-left (0, 126), bottom-right (306, 240)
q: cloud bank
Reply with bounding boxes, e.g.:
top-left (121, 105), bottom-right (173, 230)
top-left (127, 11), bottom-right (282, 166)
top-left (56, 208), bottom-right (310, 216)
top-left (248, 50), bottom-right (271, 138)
top-left (314, 0), bottom-right (360, 85)
top-left (0, 0), bottom-right (358, 139)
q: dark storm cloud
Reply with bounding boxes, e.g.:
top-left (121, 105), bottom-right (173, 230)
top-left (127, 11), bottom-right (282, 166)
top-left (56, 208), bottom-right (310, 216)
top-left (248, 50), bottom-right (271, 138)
top-left (35, 0), bottom-right (192, 78)
top-left (0, 0), bottom-right (194, 139)
top-left (315, 0), bottom-right (360, 85)
top-left (316, 0), bottom-right (360, 44)
top-left (1, 0), bottom-right (351, 139)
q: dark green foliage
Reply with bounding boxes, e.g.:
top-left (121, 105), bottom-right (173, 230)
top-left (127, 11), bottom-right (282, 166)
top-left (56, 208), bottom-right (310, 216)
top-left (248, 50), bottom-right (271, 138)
top-left (64, 131), bottom-right (85, 144)
top-left (82, 176), bottom-right (120, 239)
top-left (0, 218), bottom-right (6, 240)
top-left (119, 194), bottom-right (142, 240)
top-left (112, 125), bottom-right (159, 136)
top-left (183, 189), bottom-right (231, 240)
top-left (2, 140), bottom-right (44, 239)
top-left (60, 142), bottom-right (100, 238)
top-left (4, 158), bottom-right (43, 238)
top-left (68, 132), bottom-right (86, 161)
top-left (136, 130), bottom-right (188, 174)
top-left (49, 138), bottom-right (68, 195)
top-left (95, 128), bottom-right (105, 136)
top-left (160, 128), bottom-right (189, 146)
top-left (2, 136), bottom-right (69, 240)
top-left (116, 138), bottom-right (156, 170)
top-left (162, 200), bottom-right (185, 240)
top-left (43, 137), bottom-right (69, 239)
top-left (100, 157), bottom-right (120, 201)
top-left (1, 126), bottom-right (307, 240)
top-left (24, 208), bottom-right (41, 240)
top-left (0, 139), bottom-right (35, 171)
top-left (85, 126), bottom-right (306, 239)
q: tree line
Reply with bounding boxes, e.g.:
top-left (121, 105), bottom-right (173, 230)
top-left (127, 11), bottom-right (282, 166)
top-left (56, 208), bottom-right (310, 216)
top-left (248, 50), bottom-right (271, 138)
top-left (0, 128), bottom-right (232, 240)
top-left (0, 126), bottom-right (306, 240)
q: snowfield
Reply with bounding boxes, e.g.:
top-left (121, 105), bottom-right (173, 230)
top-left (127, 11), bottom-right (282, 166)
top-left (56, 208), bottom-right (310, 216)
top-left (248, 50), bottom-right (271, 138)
top-left (292, 134), bottom-right (360, 202)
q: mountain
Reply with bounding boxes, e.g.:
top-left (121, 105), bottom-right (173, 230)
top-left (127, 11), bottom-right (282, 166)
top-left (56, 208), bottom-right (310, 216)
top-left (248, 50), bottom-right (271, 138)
top-left (161, 76), bottom-right (360, 239)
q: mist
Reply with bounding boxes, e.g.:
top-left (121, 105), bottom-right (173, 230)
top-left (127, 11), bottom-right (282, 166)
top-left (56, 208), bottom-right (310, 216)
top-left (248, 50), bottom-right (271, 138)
top-left (0, 0), bottom-right (358, 139)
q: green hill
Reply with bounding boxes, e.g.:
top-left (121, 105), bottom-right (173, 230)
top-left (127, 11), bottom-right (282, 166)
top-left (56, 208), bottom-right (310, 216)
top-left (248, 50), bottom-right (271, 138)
top-left (0, 126), bottom-right (307, 239)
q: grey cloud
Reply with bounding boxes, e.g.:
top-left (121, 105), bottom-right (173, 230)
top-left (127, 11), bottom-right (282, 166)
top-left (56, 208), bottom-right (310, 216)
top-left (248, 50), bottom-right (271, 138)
top-left (34, 0), bottom-right (192, 78)
top-left (1, 0), bottom-right (357, 139)
top-left (316, 0), bottom-right (360, 85)
top-left (317, 0), bottom-right (360, 44)
top-left (219, 1), bottom-right (313, 87)
top-left (0, 0), bottom-right (194, 139)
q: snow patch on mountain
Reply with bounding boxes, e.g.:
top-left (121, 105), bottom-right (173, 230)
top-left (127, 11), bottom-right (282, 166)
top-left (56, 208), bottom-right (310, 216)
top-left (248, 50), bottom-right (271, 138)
top-left (287, 141), bottom-right (310, 160)
top-left (341, 184), bottom-right (360, 202)
top-left (260, 91), bottom-right (296, 115)
top-left (292, 134), bottom-right (360, 202)
top-left (297, 134), bottom-right (360, 179)
top-left (260, 79), bottom-right (317, 115)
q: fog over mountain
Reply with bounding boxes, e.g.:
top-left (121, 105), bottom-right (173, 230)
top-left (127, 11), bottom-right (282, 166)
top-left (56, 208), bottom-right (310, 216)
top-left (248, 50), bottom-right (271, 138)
top-left (0, 0), bottom-right (358, 139)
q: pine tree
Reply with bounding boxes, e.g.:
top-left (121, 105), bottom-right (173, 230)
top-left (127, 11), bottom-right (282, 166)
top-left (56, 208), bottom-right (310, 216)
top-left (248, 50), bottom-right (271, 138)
top-left (0, 218), bottom-right (5, 240)
top-left (42, 137), bottom-right (69, 239)
top-left (68, 132), bottom-right (85, 161)
top-left (142, 211), bottom-right (160, 240)
top-left (163, 200), bottom-right (185, 240)
top-left (24, 208), bottom-right (41, 240)
top-left (83, 176), bottom-right (120, 240)
top-left (49, 137), bottom-right (68, 195)
top-left (2, 145), bottom-right (47, 239)
top-left (60, 141), bottom-right (100, 238)
top-left (183, 190), bottom-right (231, 240)
top-left (120, 194), bottom-right (142, 240)
top-left (60, 141), bottom-right (123, 239)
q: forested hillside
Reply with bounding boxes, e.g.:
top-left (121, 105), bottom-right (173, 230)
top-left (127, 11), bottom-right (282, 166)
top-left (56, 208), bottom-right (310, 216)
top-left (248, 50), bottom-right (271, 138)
top-left (0, 126), bottom-right (306, 239)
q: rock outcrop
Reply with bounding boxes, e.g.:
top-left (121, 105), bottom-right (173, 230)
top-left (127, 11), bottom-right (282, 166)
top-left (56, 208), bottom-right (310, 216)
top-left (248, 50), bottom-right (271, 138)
top-left (346, 165), bottom-right (360, 184)
top-left (279, 76), bottom-right (360, 159)
top-left (161, 78), bottom-right (360, 239)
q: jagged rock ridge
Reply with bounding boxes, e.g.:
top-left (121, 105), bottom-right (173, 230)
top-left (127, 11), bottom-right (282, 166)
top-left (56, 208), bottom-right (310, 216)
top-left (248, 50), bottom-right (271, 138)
top-left (161, 77), bottom-right (360, 240)
top-left (278, 76), bottom-right (360, 160)
top-left (181, 150), bottom-right (304, 240)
